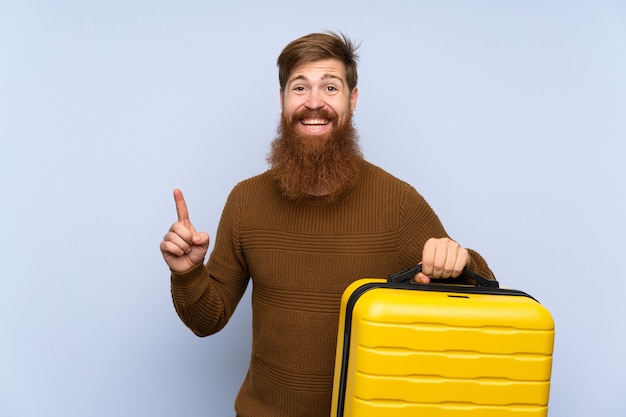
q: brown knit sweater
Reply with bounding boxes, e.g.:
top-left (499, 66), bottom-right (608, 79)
top-left (170, 159), bottom-right (494, 417)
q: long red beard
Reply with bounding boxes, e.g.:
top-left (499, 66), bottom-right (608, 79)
top-left (267, 109), bottom-right (363, 201)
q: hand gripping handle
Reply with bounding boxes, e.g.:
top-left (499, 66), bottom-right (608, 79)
top-left (388, 264), bottom-right (499, 288)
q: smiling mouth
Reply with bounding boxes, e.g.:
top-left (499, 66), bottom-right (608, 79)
top-left (301, 118), bottom-right (330, 126)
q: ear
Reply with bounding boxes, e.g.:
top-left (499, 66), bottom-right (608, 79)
top-left (279, 89), bottom-right (284, 111)
top-left (350, 87), bottom-right (359, 109)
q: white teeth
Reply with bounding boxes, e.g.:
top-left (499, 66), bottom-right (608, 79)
top-left (302, 119), bottom-right (329, 125)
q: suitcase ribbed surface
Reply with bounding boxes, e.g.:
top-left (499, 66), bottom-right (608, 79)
top-left (332, 280), bottom-right (555, 417)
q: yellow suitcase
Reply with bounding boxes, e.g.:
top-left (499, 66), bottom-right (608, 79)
top-left (331, 266), bottom-right (555, 417)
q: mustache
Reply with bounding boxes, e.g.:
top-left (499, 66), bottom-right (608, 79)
top-left (291, 108), bottom-right (338, 123)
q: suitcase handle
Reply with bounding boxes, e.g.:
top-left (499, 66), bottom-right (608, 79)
top-left (388, 264), bottom-right (499, 288)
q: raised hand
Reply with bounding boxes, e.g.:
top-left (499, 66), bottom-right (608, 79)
top-left (159, 189), bottom-right (210, 273)
top-left (414, 237), bottom-right (470, 284)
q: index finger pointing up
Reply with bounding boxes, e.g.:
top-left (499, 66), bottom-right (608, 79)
top-left (173, 188), bottom-right (190, 224)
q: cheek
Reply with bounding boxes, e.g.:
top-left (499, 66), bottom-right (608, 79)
top-left (336, 106), bottom-right (351, 121)
top-left (282, 101), bottom-right (300, 119)
top-left (332, 99), bottom-right (352, 118)
top-left (282, 92), bottom-right (305, 107)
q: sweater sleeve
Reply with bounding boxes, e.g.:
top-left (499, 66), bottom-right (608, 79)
top-left (397, 185), bottom-right (495, 280)
top-left (170, 186), bottom-right (250, 337)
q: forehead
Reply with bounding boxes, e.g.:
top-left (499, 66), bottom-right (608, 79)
top-left (287, 58), bottom-right (347, 84)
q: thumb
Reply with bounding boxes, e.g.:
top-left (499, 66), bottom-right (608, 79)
top-left (414, 272), bottom-right (431, 284)
top-left (193, 231), bottom-right (210, 247)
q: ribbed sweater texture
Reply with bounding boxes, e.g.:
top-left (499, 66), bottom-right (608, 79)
top-left (170, 160), bottom-right (494, 417)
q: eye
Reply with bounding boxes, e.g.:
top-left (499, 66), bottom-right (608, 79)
top-left (292, 85), bottom-right (306, 93)
top-left (326, 85), bottom-right (338, 93)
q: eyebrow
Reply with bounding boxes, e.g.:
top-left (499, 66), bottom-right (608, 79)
top-left (288, 73), bottom-right (345, 84)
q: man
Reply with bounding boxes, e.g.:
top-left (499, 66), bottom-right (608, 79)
top-left (160, 32), bottom-right (494, 417)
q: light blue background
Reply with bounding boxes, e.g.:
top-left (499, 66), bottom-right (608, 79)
top-left (1, 1), bottom-right (625, 416)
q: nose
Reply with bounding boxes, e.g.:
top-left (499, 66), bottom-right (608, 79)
top-left (305, 89), bottom-right (324, 110)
